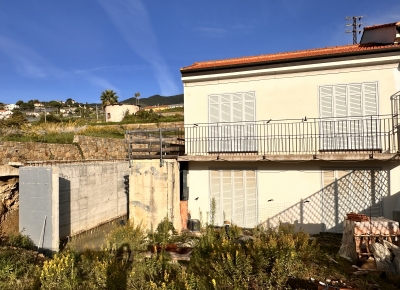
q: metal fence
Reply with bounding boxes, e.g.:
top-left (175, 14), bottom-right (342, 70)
top-left (184, 115), bottom-right (399, 155)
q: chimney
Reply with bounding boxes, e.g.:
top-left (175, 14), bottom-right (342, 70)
top-left (395, 22), bottom-right (400, 44)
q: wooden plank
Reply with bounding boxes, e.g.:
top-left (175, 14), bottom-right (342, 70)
top-left (129, 155), bottom-right (179, 159)
top-left (126, 137), bottom-right (182, 144)
top-left (130, 147), bottom-right (182, 152)
top-left (125, 128), bottom-right (181, 134)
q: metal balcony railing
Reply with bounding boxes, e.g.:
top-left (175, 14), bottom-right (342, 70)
top-left (184, 115), bottom-right (399, 156)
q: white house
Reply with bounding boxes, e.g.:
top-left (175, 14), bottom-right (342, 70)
top-left (179, 21), bottom-right (400, 233)
top-left (4, 104), bottom-right (19, 111)
top-left (0, 110), bottom-right (13, 119)
top-left (105, 104), bottom-right (139, 122)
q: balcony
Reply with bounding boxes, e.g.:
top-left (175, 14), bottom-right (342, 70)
top-left (126, 115), bottom-right (400, 162)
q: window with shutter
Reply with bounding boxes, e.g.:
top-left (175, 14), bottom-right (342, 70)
top-left (209, 169), bottom-right (258, 228)
top-left (208, 92), bottom-right (256, 152)
top-left (319, 82), bottom-right (379, 151)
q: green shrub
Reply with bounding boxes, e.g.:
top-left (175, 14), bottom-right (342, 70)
top-left (149, 217), bottom-right (178, 244)
top-left (188, 224), bottom-right (319, 289)
top-left (0, 247), bottom-right (42, 289)
top-left (4, 233), bottom-right (36, 250)
top-left (105, 220), bottom-right (146, 252)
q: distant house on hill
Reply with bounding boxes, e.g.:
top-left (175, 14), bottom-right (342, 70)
top-left (143, 105), bottom-right (170, 112)
top-left (0, 110), bottom-right (13, 119)
top-left (105, 104), bottom-right (139, 122)
top-left (4, 104), bottom-right (19, 111)
top-left (169, 103), bottom-right (184, 109)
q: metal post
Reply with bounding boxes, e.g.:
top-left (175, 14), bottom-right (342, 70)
top-left (159, 128), bottom-right (163, 167)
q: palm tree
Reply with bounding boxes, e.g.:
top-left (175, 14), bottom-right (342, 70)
top-left (135, 92), bottom-right (140, 106)
top-left (100, 90), bottom-right (119, 109)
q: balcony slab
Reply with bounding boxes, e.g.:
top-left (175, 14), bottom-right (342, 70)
top-left (178, 153), bottom-right (400, 162)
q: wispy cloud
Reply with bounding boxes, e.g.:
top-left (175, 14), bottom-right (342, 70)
top-left (97, 0), bottom-right (179, 95)
top-left (0, 34), bottom-right (120, 92)
top-left (194, 23), bottom-right (254, 38)
top-left (0, 35), bottom-right (62, 78)
top-left (73, 64), bottom-right (148, 74)
top-left (195, 27), bottom-right (227, 38)
top-left (84, 74), bottom-right (119, 92)
top-left (364, 10), bottom-right (400, 27)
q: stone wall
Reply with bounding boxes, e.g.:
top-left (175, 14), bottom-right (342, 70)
top-left (0, 141), bottom-right (82, 165)
top-left (73, 135), bottom-right (127, 160)
top-left (0, 121), bottom-right (184, 165)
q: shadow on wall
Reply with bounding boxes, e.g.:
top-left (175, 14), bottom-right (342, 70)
top-left (260, 170), bottom-right (389, 234)
top-left (124, 175), bottom-right (129, 218)
top-left (59, 177), bottom-right (71, 248)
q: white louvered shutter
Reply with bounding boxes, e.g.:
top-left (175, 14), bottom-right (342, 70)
top-left (209, 95), bottom-right (220, 152)
top-left (208, 92), bottom-right (256, 153)
top-left (334, 85), bottom-right (348, 149)
top-left (320, 86), bottom-right (334, 118)
top-left (348, 84), bottom-right (363, 149)
top-left (210, 170), bottom-right (222, 225)
top-left (222, 171), bottom-right (232, 223)
top-left (320, 86), bottom-right (334, 149)
top-left (363, 82), bottom-right (379, 149)
top-left (243, 92), bottom-right (256, 151)
top-left (209, 170), bottom-right (257, 228)
top-left (233, 170), bottom-right (245, 227)
top-left (220, 99), bottom-right (231, 151)
top-left (244, 170), bottom-right (257, 227)
top-left (232, 94), bottom-right (242, 152)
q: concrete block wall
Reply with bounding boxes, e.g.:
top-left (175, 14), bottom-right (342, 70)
top-left (129, 159), bottom-right (181, 232)
top-left (58, 161), bottom-right (130, 238)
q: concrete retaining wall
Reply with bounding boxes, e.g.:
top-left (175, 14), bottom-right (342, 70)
top-left (19, 161), bottom-right (130, 251)
top-left (19, 167), bottom-right (59, 252)
top-left (58, 161), bottom-right (129, 238)
top-left (129, 159), bottom-right (181, 232)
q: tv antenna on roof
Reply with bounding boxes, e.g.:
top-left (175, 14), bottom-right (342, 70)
top-left (346, 16), bottom-right (364, 44)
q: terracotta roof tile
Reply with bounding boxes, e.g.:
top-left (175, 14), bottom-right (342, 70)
top-left (181, 43), bottom-right (400, 72)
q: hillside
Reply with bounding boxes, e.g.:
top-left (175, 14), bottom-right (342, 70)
top-left (121, 94), bottom-right (183, 107)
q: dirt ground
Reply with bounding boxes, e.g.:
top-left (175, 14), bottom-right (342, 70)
top-left (0, 209), bottom-right (19, 236)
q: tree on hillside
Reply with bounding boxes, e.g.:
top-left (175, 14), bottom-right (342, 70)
top-left (66, 98), bottom-right (74, 106)
top-left (100, 90), bottom-right (119, 109)
top-left (49, 101), bottom-right (62, 114)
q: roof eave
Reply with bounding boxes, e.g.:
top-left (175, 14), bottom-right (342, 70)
top-left (180, 45), bottom-right (400, 74)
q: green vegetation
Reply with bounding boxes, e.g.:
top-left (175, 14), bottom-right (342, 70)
top-left (122, 109), bottom-right (183, 124)
top-left (1, 220), bottom-right (399, 289)
top-left (1, 132), bottom-right (75, 144)
top-left (0, 109), bottom-right (28, 129)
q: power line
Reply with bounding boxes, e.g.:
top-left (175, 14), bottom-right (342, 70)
top-left (345, 16), bottom-right (364, 44)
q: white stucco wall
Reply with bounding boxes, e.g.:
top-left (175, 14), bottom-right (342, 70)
top-left (183, 62), bottom-right (399, 125)
top-left (187, 161), bottom-right (400, 233)
top-left (105, 104), bottom-right (139, 122)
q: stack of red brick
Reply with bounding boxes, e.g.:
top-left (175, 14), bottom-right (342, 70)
top-left (346, 212), bottom-right (370, 222)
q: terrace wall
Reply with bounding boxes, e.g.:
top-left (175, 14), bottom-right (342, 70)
top-left (0, 122), bottom-right (184, 165)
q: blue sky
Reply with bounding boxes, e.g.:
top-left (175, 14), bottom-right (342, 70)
top-left (0, 0), bottom-right (399, 104)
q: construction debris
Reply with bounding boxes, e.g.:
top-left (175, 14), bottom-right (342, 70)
top-left (339, 216), bottom-right (400, 262)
